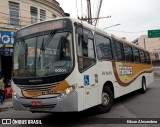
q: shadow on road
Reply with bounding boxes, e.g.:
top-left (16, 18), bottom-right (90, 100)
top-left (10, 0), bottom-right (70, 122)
top-left (39, 108), bottom-right (99, 125)
top-left (115, 87), bottom-right (152, 104)
top-left (39, 88), bottom-right (153, 125)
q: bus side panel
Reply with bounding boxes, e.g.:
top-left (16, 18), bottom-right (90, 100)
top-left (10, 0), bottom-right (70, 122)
top-left (96, 61), bottom-right (125, 101)
top-left (112, 62), bottom-right (153, 95)
top-left (82, 67), bottom-right (99, 110)
top-left (146, 71), bottom-right (154, 86)
top-left (67, 67), bottom-right (85, 112)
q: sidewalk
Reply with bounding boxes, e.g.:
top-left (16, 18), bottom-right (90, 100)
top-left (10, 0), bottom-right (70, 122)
top-left (0, 98), bottom-right (13, 111)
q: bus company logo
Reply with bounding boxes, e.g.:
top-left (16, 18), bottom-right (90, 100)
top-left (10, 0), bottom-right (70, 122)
top-left (55, 68), bottom-right (66, 72)
top-left (119, 66), bottom-right (133, 75)
top-left (102, 71), bottom-right (112, 75)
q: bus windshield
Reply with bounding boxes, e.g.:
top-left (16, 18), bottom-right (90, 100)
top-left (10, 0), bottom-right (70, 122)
top-left (13, 31), bottom-right (73, 78)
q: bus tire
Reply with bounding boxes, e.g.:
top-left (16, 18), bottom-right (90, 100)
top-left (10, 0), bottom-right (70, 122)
top-left (140, 77), bottom-right (146, 93)
top-left (96, 86), bottom-right (114, 113)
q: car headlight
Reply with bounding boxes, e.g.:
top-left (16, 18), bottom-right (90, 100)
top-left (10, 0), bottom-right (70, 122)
top-left (57, 84), bottom-right (77, 100)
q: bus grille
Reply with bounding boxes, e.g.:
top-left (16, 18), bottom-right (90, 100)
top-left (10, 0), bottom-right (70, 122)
top-left (16, 82), bottom-right (59, 91)
top-left (22, 104), bottom-right (56, 110)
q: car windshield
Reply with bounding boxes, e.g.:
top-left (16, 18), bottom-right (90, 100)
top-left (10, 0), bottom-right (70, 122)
top-left (13, 31), bottom-right (73, 77)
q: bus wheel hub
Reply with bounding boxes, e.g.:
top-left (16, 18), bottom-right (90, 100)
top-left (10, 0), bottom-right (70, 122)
top-left (102, 93), bottom-right (110, 106)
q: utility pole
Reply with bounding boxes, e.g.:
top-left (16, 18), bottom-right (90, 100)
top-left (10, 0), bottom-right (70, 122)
top-left (87, 0), bottom-right (92, 24)
top-left (80, 0), bottom-right (109, 25)
top-left (94, 0), bottom-right (103, 26)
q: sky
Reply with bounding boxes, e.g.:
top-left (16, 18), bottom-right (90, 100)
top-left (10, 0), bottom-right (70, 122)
top-left (57, 0), bottom-right (160, 41)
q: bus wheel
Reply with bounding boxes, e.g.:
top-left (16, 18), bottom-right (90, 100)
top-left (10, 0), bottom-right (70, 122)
top-left (96, 86), bottom-right (114, 113)
top-left (140, 78), bottom-right (146, 93)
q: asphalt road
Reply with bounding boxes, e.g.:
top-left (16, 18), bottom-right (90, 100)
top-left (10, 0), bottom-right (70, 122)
top-left (0, 79), bottom-right (160, 127)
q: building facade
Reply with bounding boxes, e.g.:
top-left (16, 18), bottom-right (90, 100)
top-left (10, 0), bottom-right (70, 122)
top-left (132, 35), bottom-right (160, 65)
top-left (132, 35), bottom-right (160, 78)
top-left (0, 0), bottom-right (67, 79)
top-left (0, 0), bottom-right (67, 28)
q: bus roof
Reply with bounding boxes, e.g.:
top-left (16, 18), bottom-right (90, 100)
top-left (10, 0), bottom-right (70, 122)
top-left (17, 17), bottom-right (149, 53)
top-left (68, 17), bottom-right (149, 53)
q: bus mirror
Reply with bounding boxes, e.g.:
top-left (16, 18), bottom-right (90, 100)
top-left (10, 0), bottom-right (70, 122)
top-left (82, 33), bottom-right (88, 45)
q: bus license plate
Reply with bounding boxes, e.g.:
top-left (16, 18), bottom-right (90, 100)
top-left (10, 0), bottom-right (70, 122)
top-left (31, 101), bottom-right (42, 107)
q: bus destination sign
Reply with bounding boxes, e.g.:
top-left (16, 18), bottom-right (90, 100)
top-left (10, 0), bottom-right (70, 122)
top-left (17, 20), bottom-right (65, 37)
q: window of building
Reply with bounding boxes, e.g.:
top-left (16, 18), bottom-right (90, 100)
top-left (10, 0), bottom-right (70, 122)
top-left (52, 14), bottom-right (57, 18)
top-left (30, 6), bottom-right (38, 24)
top-left (112, 39), bottom-right (125, 61)
top-left (9, 1), bottom-right (20, 26)
top-left (40, 9), bottom-right (46, 21)
top-left (124, 44), bottom-right (134, 62)
top-left (95, 34), bottom-right (112, 60)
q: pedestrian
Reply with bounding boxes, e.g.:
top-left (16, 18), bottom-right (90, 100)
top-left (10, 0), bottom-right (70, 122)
top-left (0, 76), bottom-right (5, 104)
top-left (5, 78), bottom-right (11, 88)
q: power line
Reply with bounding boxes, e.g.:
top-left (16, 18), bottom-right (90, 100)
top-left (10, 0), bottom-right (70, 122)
top-left (95, 0), bottom-right (100, 17)
top-left (95, 0), bottom-right (103, 26)
top-left (0, 12), bottom-right (32, 20)
top-left (107, 29), bottom-right (147, 34)
top-left (0, 15), bottom-right (33, 25)
top-left (0, 11), bottom-right (56, 27)
top-left (81, 0), bottom-right (84, 18)
top-left (0, 0), bottom-right (60, 19)
top-left (92, 0), bottom-right (96, 17)
top-left (0, 11), bottom-right (51, 23)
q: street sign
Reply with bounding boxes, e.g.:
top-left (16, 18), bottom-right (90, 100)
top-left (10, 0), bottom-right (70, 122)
top-left (148, 29), bottom-right (160, 38)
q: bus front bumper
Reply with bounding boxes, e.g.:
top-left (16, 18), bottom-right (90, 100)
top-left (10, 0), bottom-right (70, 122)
top-left (12, 91), bottom-right (78, 112)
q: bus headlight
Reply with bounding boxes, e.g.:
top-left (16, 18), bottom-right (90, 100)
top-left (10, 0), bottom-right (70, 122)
top-left (57, 84), bottom-right (77, 100)
top-left (13, 91), bottom-right (20, 99)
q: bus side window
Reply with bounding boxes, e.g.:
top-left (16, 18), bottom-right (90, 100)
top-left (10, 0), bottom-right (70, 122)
top-left (133, 47), bottom-right (141, 63)
top-left (145, 52), bottom-right (151, 64)
top-left (124, 44), bottom-right (134, 62)
top-left (95, 34), bottom-right (112, 60)
top-left (112, 39), bottom-right (125, 61)
top-left (140, 50), bottom-right (146, 63)
top-left (76, 27), bottom-right (96, 72)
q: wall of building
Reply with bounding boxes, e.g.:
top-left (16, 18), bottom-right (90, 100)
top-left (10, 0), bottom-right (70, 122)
top-left (0, 0), bottom-right (66, 28)
top-left (138, 35), bottom-right (160, 52)
top-left (136, 35), bottom-right (160, 65)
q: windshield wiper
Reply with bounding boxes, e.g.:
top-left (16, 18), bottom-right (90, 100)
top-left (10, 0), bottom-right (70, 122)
top-left (39, 38), bottom-right (45, 61)
top-left (41, 30), bottom-right (57, 50)
top-left (38, 30), bottom-right (57, 61)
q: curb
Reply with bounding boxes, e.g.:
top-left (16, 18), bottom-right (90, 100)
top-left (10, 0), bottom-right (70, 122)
top-left (0, 98), bottom-right (13, 111)
top-left (0, 106), bottom-right (13, 112)
top-left (0, 106), bottom-right (13, 110)
top-left (154, 78), bottom-right (160, 80)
